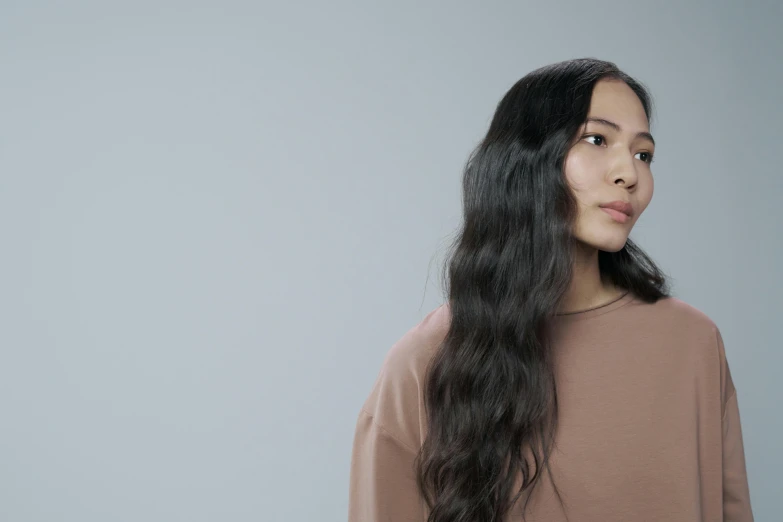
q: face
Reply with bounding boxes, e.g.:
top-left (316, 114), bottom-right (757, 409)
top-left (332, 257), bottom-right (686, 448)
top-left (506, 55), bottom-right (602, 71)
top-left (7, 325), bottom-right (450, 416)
top-left (564, 78), bottom-right (656, 252)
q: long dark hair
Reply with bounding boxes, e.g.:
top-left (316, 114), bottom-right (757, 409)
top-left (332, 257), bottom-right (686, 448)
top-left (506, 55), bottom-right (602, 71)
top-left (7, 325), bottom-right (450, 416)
top-left (415, 58), bottom-right (671, 521)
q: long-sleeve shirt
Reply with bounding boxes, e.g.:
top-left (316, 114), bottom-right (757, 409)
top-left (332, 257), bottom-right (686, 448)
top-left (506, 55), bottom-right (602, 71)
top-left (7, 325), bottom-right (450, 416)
top-left (348, 291), bottom-right (753, 521)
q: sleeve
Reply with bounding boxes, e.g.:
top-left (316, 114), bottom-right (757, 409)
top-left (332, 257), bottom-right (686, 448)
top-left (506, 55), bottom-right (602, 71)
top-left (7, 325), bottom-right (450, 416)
top-left (716, 329), bottom-right (754, 521)
top-left (347, 409), bottom-right (427, 522)
top-left (722, 391), bottom-right (753, 521)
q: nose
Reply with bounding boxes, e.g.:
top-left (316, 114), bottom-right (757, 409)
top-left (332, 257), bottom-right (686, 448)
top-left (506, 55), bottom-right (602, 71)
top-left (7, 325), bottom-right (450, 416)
top-left (609, 150), bottom-right (639, 189)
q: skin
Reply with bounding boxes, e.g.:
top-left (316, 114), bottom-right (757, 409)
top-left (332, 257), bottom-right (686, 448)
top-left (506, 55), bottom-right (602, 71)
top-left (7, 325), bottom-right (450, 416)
top-left (558, 78), bottom-right (656, 314)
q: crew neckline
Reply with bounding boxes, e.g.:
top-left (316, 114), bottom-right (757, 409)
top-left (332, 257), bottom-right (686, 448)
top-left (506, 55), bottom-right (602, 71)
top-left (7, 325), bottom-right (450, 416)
top-left (554, 290), bottom-right (635, 321)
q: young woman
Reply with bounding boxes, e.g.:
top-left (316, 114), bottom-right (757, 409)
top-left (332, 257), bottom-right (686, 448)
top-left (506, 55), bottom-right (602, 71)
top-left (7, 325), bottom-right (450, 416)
top-left (347, 58), bottom-right (753, 522)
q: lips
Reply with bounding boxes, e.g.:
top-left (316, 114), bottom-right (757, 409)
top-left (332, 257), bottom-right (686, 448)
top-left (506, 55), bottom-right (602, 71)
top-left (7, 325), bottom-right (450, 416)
top-left (599, 200), bottom-right (634, 217)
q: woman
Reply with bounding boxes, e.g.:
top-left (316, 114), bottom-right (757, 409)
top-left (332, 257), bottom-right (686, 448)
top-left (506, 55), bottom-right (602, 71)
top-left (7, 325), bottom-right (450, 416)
top-left (347, 58), bottom-right (753, 522)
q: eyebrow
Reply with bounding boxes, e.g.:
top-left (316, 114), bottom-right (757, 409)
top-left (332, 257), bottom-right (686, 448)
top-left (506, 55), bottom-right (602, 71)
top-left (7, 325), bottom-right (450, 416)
top-left (585, 117), bottom-right (655, 146)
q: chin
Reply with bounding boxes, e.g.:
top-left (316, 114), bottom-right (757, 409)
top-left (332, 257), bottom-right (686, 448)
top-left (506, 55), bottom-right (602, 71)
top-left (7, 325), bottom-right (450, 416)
top-left (598, 241), bottom-right (628, 253)
top-left (575, 218), bottom-right (633, 252)
top-left (576, 234), bottom-right (629, 253)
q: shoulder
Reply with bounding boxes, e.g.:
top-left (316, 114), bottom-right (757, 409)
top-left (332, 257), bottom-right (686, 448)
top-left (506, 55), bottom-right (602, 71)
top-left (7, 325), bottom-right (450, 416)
top-left (634, 293), bottom-right (732, 384)
top-left (643, 294), bottom-right (716, 326)
top-left (631, 294), bottom-right (721, 339)
top-left (359, 303), bottom-right (451, 448)
top-left (648, 295), bottom-right (738, 414)
top-left (381, 303), bottom-right (452, 378)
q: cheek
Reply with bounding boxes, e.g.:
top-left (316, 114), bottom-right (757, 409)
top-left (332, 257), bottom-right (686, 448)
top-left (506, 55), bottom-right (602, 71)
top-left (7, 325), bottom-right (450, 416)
top-left (637, 174), bottom-right (654, 212)
top-left (564, 152), bottom-right (589, 191)
top-left (564, 151), bottom-right (597, 206)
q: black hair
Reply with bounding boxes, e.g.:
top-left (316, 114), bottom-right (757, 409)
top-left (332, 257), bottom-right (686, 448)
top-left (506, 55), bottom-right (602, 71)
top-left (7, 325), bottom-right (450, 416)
top-left (415, 58), bottom-right (671, 522)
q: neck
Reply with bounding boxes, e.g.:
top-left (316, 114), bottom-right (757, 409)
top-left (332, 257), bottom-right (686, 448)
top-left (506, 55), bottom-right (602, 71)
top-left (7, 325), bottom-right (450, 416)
top-left (558, 241), bottom-right (624, 314)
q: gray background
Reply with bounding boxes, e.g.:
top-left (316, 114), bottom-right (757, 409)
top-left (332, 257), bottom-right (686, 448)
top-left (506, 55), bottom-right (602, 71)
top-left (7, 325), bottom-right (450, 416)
top-left (1, 1), bottom-right (779, 520)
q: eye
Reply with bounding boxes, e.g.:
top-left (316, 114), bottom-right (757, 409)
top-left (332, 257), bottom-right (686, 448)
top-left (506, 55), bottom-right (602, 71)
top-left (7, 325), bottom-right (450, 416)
top-left (636, 151), bottom-right (655, 164)
top-left (583, 134), bottom-right (605, 146)
top-left (583, 133), bottom-right (655, 164)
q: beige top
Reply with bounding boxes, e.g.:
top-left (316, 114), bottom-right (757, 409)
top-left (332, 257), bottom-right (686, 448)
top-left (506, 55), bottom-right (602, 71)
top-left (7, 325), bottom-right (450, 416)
top-left (348, 292), bottom-right (753, 521)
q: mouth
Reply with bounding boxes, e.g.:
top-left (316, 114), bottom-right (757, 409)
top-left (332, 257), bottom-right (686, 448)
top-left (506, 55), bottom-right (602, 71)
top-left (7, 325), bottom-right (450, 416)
top-left (598, 200), bottom-right (634, 223)
top-left (600, 207), bottom-right (631, 223)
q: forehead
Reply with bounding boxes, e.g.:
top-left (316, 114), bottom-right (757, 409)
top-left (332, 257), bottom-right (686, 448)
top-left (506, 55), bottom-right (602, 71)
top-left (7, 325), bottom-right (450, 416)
top-left (587, 79), bottom-right (649, 130)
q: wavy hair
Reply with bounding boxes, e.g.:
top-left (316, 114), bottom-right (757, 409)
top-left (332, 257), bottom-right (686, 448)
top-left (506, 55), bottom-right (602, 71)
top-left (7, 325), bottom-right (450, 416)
top-left (415, 58), bottom-right (671, 521)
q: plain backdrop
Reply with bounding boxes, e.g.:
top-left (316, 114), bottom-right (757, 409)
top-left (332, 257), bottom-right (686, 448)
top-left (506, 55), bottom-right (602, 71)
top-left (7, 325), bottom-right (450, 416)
top-left (1, 1), bottom-right (780, 520)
